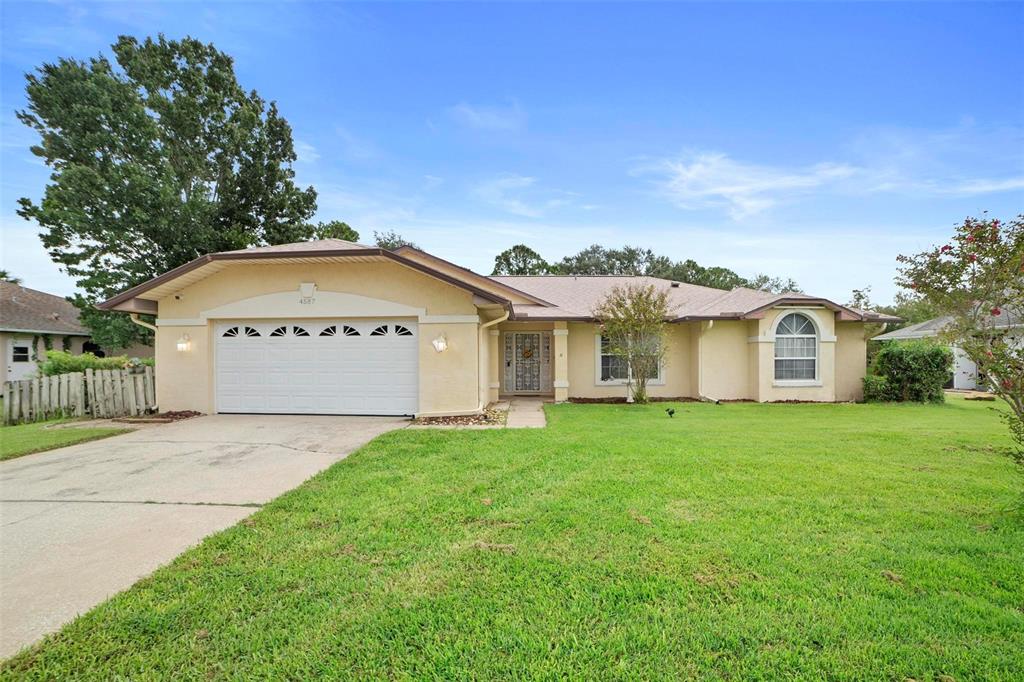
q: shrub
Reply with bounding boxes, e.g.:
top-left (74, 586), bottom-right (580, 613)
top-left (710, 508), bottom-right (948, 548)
top-left (868, 341), bottom-right (952, 403)
top-left (37, 350), bottom-right (153, 376)
top-left (862, 375), bottom-right (893, 402)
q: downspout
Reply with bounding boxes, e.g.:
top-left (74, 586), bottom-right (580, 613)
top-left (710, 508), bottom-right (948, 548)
top-left (129, 313), bottom-right (157, 333)
top-left (697, 320), bottom-right (719, 404)
top-left (477, 309), bottom-right (511, 411)
top-left (129, 313), bottom-right (159, 412)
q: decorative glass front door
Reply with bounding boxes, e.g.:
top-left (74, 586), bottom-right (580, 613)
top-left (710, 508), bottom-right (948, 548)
top-left (514, 333), bottom-right (541, 391)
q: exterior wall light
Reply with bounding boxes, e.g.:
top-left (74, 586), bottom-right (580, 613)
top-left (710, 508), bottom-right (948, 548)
top-left (176, 333), bottom-right (191, 352)
top-left (431, 334), bottom-right (448, 353)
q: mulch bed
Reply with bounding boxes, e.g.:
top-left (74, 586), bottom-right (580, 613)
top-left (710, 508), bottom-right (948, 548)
top-left (413, 408), bottom-right (506, 427)
top-left (114, 410), bottom-right (203, 424)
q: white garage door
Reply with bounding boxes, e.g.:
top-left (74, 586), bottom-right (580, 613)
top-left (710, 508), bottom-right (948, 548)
top-left (215, 320), bottom-right (418, 416)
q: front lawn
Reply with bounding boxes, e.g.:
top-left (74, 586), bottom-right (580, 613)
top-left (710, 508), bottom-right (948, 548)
top-left (0, 420), bottom-right (130, 461)
top-left (3, 397), bottom-right (1021, 679)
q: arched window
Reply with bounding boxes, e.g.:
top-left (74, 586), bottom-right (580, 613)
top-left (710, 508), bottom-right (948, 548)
top-left (774, 313), bottom-right (817, 381)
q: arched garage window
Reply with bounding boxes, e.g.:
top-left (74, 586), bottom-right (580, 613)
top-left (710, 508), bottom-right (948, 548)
top-left (774, 313), bottom-right (817, 381)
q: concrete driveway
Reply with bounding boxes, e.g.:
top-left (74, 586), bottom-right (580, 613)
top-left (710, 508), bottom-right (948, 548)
top-left (0, 414), bottom-right (405, 658)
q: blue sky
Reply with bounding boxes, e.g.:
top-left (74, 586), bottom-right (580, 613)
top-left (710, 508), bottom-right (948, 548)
top-left (2, 1), bottom-right (1022, 304)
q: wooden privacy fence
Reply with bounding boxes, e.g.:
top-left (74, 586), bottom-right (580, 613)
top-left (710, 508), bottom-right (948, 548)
top-left (2, 367), bottom-right (155, 425)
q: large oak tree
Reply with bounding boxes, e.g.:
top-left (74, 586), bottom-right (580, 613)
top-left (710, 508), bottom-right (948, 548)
top-left (18, 35), bottom-right (318, 348)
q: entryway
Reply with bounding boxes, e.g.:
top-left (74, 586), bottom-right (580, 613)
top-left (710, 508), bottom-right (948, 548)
top-left (6, 337), bottom-right (34, 381)
top-left (502, 331), bottom-right (552, 395)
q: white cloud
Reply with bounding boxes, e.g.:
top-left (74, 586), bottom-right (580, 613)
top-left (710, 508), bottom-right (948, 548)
top-left (950, 177), bottom-right (1024, 195)
top-left (335, 127), bottom-right (380, 162)
top-left (640, 124), bottom-right (1024, 219)
top-left (293, 140), bottom-right (320, 163)
top-left (474, 175), bottom-right (542, 217)
top-left (639, 152), bottom-right (856, 219)
top-left (472, 175), bottom-right (581, 218)
top-left (448, 100), bottom-right (526, 132)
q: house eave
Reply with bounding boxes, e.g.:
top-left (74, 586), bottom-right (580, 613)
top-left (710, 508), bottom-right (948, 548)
top-left (97, 248), bottom-right (511, 312)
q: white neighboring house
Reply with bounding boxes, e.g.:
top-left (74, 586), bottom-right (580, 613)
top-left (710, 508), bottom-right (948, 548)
top-left (0, 282), bottom-right (152, 382)
top-left (873, 311), bottom-right (1022, 390)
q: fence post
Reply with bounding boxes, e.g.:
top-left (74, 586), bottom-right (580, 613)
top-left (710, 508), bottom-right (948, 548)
top-left (13, 382), bottom-right (24, 423)
top-left (3, 382), bottom-right (12, 425)
top-left (31, 378), bottom-right (40, 422)
top-left (74, 373), bottom-right (86, 417)
top-left (144, 366), bottom-right (156, 411)
top-left (125, 371), bottom-right (138, 416)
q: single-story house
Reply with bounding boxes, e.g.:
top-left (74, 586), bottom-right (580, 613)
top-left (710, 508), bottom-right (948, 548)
top-left (873, 311), bottom-right (1022, 390)
top-left (97, 239), bottom-right (898, 416)
top-left (1, 282), bottom-right (153, 382)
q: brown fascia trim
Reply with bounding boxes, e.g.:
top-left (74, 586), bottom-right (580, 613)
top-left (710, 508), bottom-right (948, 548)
top-left (393, 245), bottom-right (556, 307)
top-left (97, 248), bottom-right (511, 311)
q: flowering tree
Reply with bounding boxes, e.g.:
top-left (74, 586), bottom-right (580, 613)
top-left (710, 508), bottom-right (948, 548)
top-left (896, 214), bottom-right (1024, 462)
top-left (593, 284), bottom-right (670, 404)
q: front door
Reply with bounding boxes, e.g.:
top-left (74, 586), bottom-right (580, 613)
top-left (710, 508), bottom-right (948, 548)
top-left (7, 337), bottom-right (34, 381)
top-left (503, 332), bottom-right (552, 394)
top-left (514, 333), bottom-right (541, 392)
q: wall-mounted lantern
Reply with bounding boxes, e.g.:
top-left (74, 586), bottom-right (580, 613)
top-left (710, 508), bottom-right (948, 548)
top-left (431, 334), bottom-right (448, 353)
top-left (176, 333), bottom-right (192, 352)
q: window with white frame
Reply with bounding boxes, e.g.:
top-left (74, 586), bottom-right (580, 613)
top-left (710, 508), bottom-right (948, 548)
top-left (774, 313), bottom-right (817, 381)
top-left (597, 335), bottom-right (661, 384)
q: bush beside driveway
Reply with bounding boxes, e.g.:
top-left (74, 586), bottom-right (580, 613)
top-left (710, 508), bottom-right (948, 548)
top-left (3, 397), bottom-right (1021, 679)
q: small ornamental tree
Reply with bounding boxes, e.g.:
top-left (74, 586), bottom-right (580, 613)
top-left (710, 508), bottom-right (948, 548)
top-left (896, 213), bottom-right (1024, 462)
top-left (593, 283), bottom-right (670, 404)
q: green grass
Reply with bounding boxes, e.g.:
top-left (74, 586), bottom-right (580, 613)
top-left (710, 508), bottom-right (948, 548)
top-left (0, 419), bottom-right (129, 461)
top-left (3, 397), bottom-right (1021, 680)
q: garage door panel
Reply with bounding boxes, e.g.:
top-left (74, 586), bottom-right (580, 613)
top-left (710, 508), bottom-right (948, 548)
top-left (215, 320), bottom-right (419, 416)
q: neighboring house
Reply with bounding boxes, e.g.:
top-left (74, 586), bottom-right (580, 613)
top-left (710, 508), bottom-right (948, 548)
top-left (873, 311), bottom-right (1022, 390)
top-left (1, 282), bottom-right (152, 382)
top-left (97, 239), bottom-right (898, 417)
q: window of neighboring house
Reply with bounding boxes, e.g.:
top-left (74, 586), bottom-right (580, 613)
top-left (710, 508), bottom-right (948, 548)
top-left (774, 312), bottom-right (817, 381)
top-left (597, 335), bottom-right (662, 384)
top-left (11, 345), bottom-right (30, 362)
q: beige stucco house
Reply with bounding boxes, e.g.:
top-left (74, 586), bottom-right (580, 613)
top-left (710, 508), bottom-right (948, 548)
top-left (98, 239), bottom-right (897, 416)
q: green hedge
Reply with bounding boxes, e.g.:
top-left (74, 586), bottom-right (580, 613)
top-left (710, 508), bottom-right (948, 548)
top-left (37, 350), bottom-right (154, 377)
top-left (863, 341), bottom-right (952, 403)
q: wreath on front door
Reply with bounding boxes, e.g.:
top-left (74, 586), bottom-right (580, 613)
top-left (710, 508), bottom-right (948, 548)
top-left (521, 348), bottom-right (535, 359)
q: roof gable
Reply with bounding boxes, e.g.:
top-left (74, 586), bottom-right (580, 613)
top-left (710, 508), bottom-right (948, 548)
top-left (98, 241), bottom-right (511, 312)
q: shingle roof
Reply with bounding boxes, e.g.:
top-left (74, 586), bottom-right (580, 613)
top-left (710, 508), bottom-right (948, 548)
top-left (873, 309), bottom-right (1022, 340)
top-left (95, 239), bottom-right (898, 324)
top-left (0, 282), bottom-right (89, 335)
top-left (219, 238), bottom-right (370, 254)
top-left (490, 275), bottom-right (894, 322)
top-left (491, 276), bottom-right (728, 319)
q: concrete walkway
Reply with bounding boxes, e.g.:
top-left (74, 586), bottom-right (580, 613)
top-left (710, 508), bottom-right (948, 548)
top-left (0, 414), bottom-right (404, 658)
top-left (506, 398), bottom-right (548, 428)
